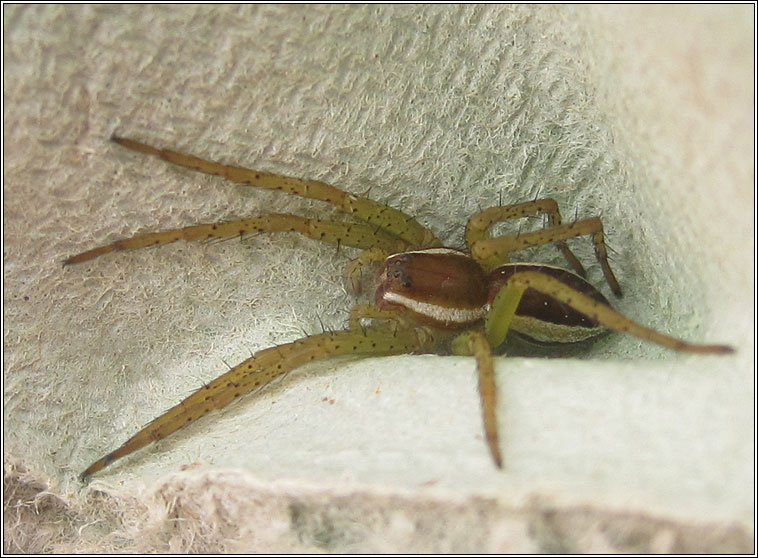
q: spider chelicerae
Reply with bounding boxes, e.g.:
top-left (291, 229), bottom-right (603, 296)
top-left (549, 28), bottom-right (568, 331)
top-left (66, 135), bottom-right (733, 479)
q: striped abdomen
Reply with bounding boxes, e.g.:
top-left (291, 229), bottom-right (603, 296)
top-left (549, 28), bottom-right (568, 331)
top-left (488, 263), bottom-right (611, 343)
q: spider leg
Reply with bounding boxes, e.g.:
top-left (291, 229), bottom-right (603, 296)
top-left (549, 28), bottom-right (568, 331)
top-left (451, 330), bottom-right (502, 469)
top-left (111, 136), bottom-right (439, 248)
top-left (465, 199), bottom-right (587, 278)
top-left (80, 323), bottom-right (439, 479)
top-left (470, 213), bottom-right (622, 297)
top-left (63, 214), bottom-right (411, 265)
top-left (486, 271), bottom-right (734, 354)
top-left (352, 306), bottom-right (505, 469)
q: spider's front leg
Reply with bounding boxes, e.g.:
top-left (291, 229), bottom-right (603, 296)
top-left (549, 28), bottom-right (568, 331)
top-left (63, 213), bottom-right (411, 266)
top-left (110, 136), bottom-right (440, 248)
top-left (64, 135), bottom-right (441, 285)
top-left (80, 321), bottom-right (439, 479)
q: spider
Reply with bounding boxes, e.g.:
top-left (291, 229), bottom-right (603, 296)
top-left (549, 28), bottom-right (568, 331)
top-left (67, 135), bottom-right (734, 480)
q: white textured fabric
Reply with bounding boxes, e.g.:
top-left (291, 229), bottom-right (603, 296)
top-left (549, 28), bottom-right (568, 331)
top-left (3, 5), bottom-right (753, 553)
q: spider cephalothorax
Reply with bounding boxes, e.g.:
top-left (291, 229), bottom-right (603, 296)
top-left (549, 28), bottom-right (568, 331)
top-left (66, 135), bottom-right (733, 479)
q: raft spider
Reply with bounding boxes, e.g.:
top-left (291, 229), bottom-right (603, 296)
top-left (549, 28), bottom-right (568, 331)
top-left (66, 135), bottom-right (734, 479)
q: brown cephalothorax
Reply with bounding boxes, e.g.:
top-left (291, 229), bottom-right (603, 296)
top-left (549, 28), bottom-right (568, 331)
top-left (66, 135), bottom-right (734, 480)
top-left (376, 248), bottom-right (489, 329)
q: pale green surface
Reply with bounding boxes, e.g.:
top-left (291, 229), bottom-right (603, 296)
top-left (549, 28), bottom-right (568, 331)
top-left (3, 4), bottom-right (753, 552)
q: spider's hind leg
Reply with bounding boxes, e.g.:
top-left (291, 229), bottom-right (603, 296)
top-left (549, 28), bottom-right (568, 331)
top-left (466, 199), bottom-right (587, 277)
top-left (485, 270), bottom-right (733, 354)
top-left (466, 199), bottom-right (621, 297)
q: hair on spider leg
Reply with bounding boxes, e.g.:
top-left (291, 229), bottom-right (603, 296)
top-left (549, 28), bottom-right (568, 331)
top-left (605, 252), bottom-right (620, 267)
top-left (531, 184), bottom-right (545, 203)
top-left (355, 183), bottom-right (375, 199)
top-left (515, 221), bottom-right (524, 239)
top-left (603, 239), bottom-right (621, 258)
top-left (314, 314), bottom-right (339, 336)
top-left (200, 236), bottom-right (232, 248)
top-left (540, 212), bottom-right (550, 229)
top-left (200, 231), bottom-right (260, 248)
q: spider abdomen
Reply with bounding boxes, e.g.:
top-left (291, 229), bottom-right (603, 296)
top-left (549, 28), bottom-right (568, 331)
top-left (489, 263), bottom-right (611, 344)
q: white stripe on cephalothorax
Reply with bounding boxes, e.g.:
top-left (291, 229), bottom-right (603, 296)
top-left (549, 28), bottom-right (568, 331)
top-left (381, 291), bottom-right (488, 325)
top-left (387, 247), bottom-right (468, 258)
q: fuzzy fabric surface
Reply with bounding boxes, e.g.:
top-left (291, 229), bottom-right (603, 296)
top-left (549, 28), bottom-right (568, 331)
top-left (3, 4), bottom-right (753, 553)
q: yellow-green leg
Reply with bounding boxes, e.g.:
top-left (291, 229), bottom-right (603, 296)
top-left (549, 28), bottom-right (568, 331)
top-left (80, 323), bottom-right (439, 479)
top-left (452, 330), bottom-right (502, 469)
top-left (471, 214), bottom-right (622, 297)
top-left (111, 136), bottom-right (440, 248)
top-left (465, 199), bottom-right (587, 278)
top-left (63, 213), bottom-right (412, 266)
top-left (486, 271), bottom-right (733, 354)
